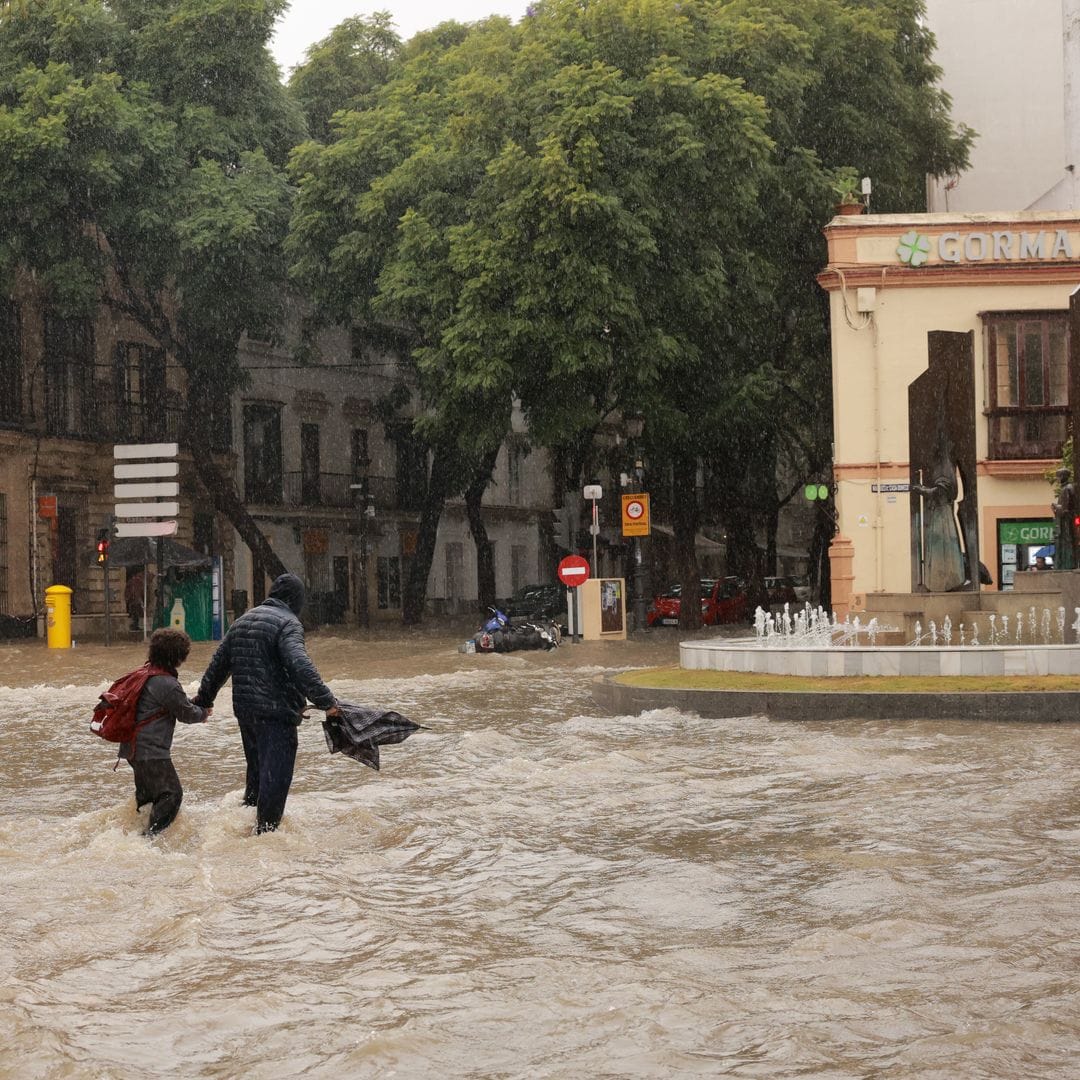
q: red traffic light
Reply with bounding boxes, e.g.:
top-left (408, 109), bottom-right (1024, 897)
top-left (1073, 515), bottom-right (1080, 528)
top-left (96, 533), bottom-right (109, 564)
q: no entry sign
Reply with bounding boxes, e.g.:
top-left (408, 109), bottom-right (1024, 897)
top-left (557, 554), bottom-right (590, 588)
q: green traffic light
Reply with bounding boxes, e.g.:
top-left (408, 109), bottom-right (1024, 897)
top-left (817, 484), bottom-right (829, 501)
top-left (804, 484), bottom-right (818, 501)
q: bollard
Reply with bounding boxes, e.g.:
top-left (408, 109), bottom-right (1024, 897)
top-left (45, 584), bottom-right (73, 649)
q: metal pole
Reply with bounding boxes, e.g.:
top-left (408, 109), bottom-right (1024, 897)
top-left (30, 478), bottom-right (39, 618)
top-left (103, 557), bottom-right (111, 647)
top-left (916, 468), bottom-right (926, 591)
top-left (633, 536), bottom-right (646, 631)
top-left (358, 504), bottom-right (370, 629)
top-left (156, 536), bottom-right (164, 630)
top-left (591, 497), bottom-right (599, 577)
top-left (632, 460), bottom-right (648, 632)
top-left (350, 481), bottom-right (371, 628)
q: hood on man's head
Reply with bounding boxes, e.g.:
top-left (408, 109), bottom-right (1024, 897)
top-left (269, 573), bottom-right (306, 616)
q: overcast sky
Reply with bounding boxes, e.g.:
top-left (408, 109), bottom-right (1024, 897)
top-left (271, 1), bottom-right (530, 75)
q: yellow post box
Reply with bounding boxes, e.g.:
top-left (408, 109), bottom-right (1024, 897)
top-left (45, 584), bottom-right (73, 649)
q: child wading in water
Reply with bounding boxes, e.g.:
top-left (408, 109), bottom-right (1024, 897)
top-left (120, 628), bottom-right (211, 835)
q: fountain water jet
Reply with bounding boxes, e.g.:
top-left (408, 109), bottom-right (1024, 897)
top-left (683, 602), bottom-right (1080, 678)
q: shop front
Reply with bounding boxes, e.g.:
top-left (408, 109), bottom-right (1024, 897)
top-left (819, 210), bottom-right (1080, 613)
top-left (996, 519), bottom-right (1056, 585)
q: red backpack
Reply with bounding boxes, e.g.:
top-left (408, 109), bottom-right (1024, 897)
top-left (91, 663), bottom-right (171, 766)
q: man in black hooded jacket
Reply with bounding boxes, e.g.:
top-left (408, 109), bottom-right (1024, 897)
top-left (195, 573), bottom-right (339, 833)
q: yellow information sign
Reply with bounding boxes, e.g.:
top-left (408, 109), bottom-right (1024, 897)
top-left (621, 493), bottom-right (651, 537)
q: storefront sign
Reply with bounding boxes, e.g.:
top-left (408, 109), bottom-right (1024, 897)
top-left (897, 229), bottom-right (1075, 268)
top-left (998, 521), bottom-right (1054, 544)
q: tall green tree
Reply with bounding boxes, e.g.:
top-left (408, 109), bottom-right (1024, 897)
top-left (286, 11), bottom-right (401, 142)
top-left (288, 4), bottom-right (774, 620)
top-left (0, 0), bottom-right (303, 578)
top-left (684, 0), bottom-right (972, 619)
top-left (287, 0), bottom-right (972, 625)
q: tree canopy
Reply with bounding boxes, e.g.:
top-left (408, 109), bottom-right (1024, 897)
top-left (0, 0), bottom-right (973, 622)
top-left (287, 0), bottom-right (972, 623)
top-left (287, 11), bottom-right (401, 143)
top-left (0, 0), bottom-right (303, 576)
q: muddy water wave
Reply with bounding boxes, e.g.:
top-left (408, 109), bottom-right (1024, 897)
top-left (1, 635), bottom-right (1079, 1077)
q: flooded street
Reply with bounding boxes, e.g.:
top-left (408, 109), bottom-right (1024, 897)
top-left (2, 631), bottom-right (1079, 1078)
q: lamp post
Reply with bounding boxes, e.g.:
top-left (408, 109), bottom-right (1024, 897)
top-left (349, 479), bottom-right (374, 628)
top-left (624, 412), bottom-right (649, 632)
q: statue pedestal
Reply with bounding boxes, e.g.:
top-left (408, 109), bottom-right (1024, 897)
top-left (828, 534), bottom-right (856, 620)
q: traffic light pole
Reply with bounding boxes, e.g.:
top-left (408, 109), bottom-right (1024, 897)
top-left (97, 529), bottom-right (112, 647)
top-left (102, 554), bottom-right (111, 647)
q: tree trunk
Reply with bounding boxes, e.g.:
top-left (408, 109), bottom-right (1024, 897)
top-left (402, 442), bottom-right (459, 625)
top-left (726, 504), bottom-right (767, 612)
top-left (465, 449), bottom-right (499, 611)
top-left (182, 395), bottom-right (287, 582)
top-left (672, 452), bottom-right (702, 631)
top-left (765, 499), bottom-right (779, 577)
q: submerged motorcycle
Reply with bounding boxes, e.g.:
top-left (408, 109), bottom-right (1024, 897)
top-left (470, 606), bottom-right (561, 653)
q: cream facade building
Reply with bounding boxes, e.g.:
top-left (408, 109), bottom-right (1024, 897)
top-left (821, 210), bottom-right (1080, 611)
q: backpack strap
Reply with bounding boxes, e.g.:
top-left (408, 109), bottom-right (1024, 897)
top-left (121, 707), bottom-right (168, 768)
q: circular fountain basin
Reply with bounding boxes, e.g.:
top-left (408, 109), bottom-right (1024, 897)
top-left (680, 639), bottom-right (1080, 678)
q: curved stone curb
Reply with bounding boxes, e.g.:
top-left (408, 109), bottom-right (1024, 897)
top-left (592, 673), bottom-right (1080, 723)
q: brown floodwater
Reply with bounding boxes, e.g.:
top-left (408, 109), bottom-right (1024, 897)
top-left (1, 630), bottom-right (1079, 1078)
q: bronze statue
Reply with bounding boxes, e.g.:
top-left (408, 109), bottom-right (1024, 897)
top-left (1052, 466), bottom-right (1077, 571)
top-left (911, 427), bottom-right (966, 592)
top-left (908, 331), bottom-right (979, 592)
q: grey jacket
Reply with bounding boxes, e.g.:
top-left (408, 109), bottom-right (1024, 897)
top-left (120, 672), bottom-right (208, 761)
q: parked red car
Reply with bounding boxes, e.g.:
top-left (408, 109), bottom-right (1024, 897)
top-left (647, 577), bottom-right (749, 627)
top-left (765, 576), bottom-right (798, 608)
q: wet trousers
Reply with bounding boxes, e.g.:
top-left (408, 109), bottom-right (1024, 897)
top-left (130, 758), bottom-right (183, 835)
top-left (237, 716), bottom-right (298, 834)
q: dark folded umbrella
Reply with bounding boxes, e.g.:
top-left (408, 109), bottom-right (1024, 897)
top-left (322, 701), bottom-right (424, 771)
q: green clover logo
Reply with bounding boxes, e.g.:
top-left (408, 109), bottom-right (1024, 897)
top-left (897, 230), bottom-right (931, 267)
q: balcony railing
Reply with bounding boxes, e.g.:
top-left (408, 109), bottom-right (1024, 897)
top-left (34, 398), bottom-right (185, 443)
top-left (283, 472), bottom-right (398, 511)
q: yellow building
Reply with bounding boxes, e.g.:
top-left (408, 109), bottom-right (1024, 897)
top-left (820, 210), bottom-right (1080, 612)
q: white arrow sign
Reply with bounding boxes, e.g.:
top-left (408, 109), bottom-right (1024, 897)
top-left (114, 443), bottom-right (179, 459)
top-left (115, 520), bottom-right (179, 538)
top-left (114, 482), bottom-right (179, 500)
top-left (114, 461), bottom-right (179, 480)
top-left (114, 502), bottom-right (180, 519)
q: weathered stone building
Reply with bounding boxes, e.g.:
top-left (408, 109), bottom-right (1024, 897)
top-left (231, 304), bottom-right (558, 622)
top-left (0, 285), bottom-right (233, 636)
